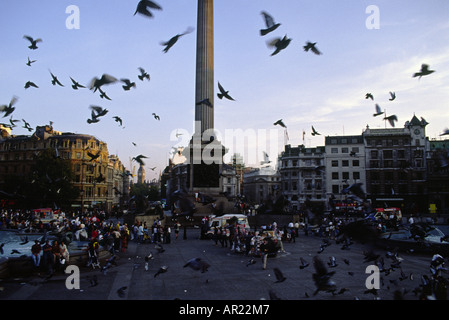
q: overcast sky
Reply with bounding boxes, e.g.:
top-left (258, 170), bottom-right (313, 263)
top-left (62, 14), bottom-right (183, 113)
top-left (1, 0), bottom-right (449, 181)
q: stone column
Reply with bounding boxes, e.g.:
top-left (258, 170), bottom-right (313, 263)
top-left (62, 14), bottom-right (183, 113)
top-left (194, 0), bottom-right (214, 136)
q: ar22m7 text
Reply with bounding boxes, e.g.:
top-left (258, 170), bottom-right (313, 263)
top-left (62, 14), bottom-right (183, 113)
top-left (220, 304), bottom-right (270, 315)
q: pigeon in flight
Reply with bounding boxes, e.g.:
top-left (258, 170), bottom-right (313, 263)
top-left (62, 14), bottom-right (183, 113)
top-left (196, 98), bottom-right (213, 108)
top-left (273, 267), bottom-right (287, 283)
top-left (152, 113), bottom-right (160, 120)
top-left (25, 81), bottom-right (38, 89)
top-left (89, 74), bottom-right (118, 92)
top-left (373, 104), bottom-right (384, 117)
top-left (303, 41), bottom-right (322, 55)
top-left (0, 96), bottom-right (18, 118)
top-left (87, 150), bottom-right (100, 161)
top-left (70, 77), bottom-right (86, 90)
top-left (49, 71), bottom-right (64, 87)
top-left (384, 114), bottom-right (398, 127)
top-left (132, 154), bottom-right (148, 166)
top-left (113, 116), bottom-right (122, 126)
top-left (26, 57), bottom-right (36, 66)
top-left (260, 11), bottom-right (281, 36)
top-left (343, 182), bottom-right (366, 200)
top-left (98, 88), bottom-right (111, 100)
top-left (22, 119), bottom-right (33, 132)
top-left (121, 78), bottom-right (136, 91)
top-left (138, 67), bottom-right (150, 81)
top-left (312, 256), bottom-right (336, 295)
top-left (183, 258), bottom-right (210, 273)
top-left (23, 35), bottom-right (42, 50)
top-left (389, 91), bottom-right (396, 101)
top-left (161, 27), bottom-right (194, 53)
top-left (274, 119), bottom-right (286, 128)
top-left (134, 0), bottom-right (162, 18)
top-left (311, 126), bottom-right (320, 136)
top-left (217, 82), bottom-right (234, 101)
top-left (365, 93), bottom-right (374, 100)
top-left (439, 128), bottom-right (449, 136)
top-left (267, 35), bottom-right (291, 56)
top-left (413, 64), bottom-right (435, 79)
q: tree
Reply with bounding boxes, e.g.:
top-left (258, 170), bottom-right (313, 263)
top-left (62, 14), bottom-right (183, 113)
top-left (24, 148), bottom-right (79, 209)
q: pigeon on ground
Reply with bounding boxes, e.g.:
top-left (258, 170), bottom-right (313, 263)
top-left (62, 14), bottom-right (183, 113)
top-left (154, 243), bottom-right (165, 253)
top-left (134, 0), bottom-right (162, 18)
top-left (154, 265), bottom-right (168, 278)
top-left (117, 286), bottom-right (127, 297)
top-left (328, 256), bottom-right (338, 268)
top-left (273, 267), bottom-right (287, 283)
top-left (299, 257), bottom-right (309, 269)
top-left (246, 258), bottom-right (256, 267)
top-left (260, 11), bottom-right (281, 36)
top-left (183, 258), bottom-right (210, 273)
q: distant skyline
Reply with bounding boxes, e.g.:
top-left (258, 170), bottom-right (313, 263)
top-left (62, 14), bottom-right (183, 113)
top-left (1, 1), bottom-right (448, 181)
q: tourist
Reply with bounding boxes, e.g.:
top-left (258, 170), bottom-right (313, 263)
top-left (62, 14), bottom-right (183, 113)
top-left (31, 240), bottom-right (41, 269)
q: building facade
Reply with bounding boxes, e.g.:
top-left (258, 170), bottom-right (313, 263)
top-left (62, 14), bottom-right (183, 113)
top-left (325, 135), bottom-right (366, 205)
top-left (0, 125), bottom-right (128, 212)
top-left (242, 166), bottom-right (280, 204)
top-left (363, 115), bottom-right (429, 212)
top-left (278, 144), bottom-right (326, 212)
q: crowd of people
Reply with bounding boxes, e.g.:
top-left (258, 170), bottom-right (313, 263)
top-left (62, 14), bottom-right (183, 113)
top-left (0, 208), bottom-right (189, 276)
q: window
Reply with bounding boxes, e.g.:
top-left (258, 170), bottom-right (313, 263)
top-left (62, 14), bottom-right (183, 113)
top-left (332, 185), bottom-right (339, 194)
top-left (331, 148), bottom-right (338, 154)
top-left (353, 172), bottom-right (360, 180)
top-left (342, 172), bottom-right (349, 180)
top-left (371, 150), bottom-right (378, 159)
top-left (341, 147), bottom-right (349, 153)
top-left (332, 172), bottom-right (339, 179)
top-left (331, 160), bottom-right (338, 167)
top-left (352, 147), bottom-right (359, 153)
top-left (383, 150), bottom-right (393, 159)
top-left (342, 160), bottom-right (349, 167)
top-left (352, 160), bottom-right (360, 167)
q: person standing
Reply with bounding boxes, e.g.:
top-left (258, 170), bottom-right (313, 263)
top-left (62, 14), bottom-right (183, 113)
top-left (42, 240), bottom-right (53, 275)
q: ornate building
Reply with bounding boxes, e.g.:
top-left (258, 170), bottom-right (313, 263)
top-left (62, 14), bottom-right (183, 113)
top-left (0, 125), bottom-right (129, 212)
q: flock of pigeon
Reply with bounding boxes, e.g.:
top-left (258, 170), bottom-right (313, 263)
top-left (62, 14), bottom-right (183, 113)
top-left (2, 1), bottom-right (444, 170)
